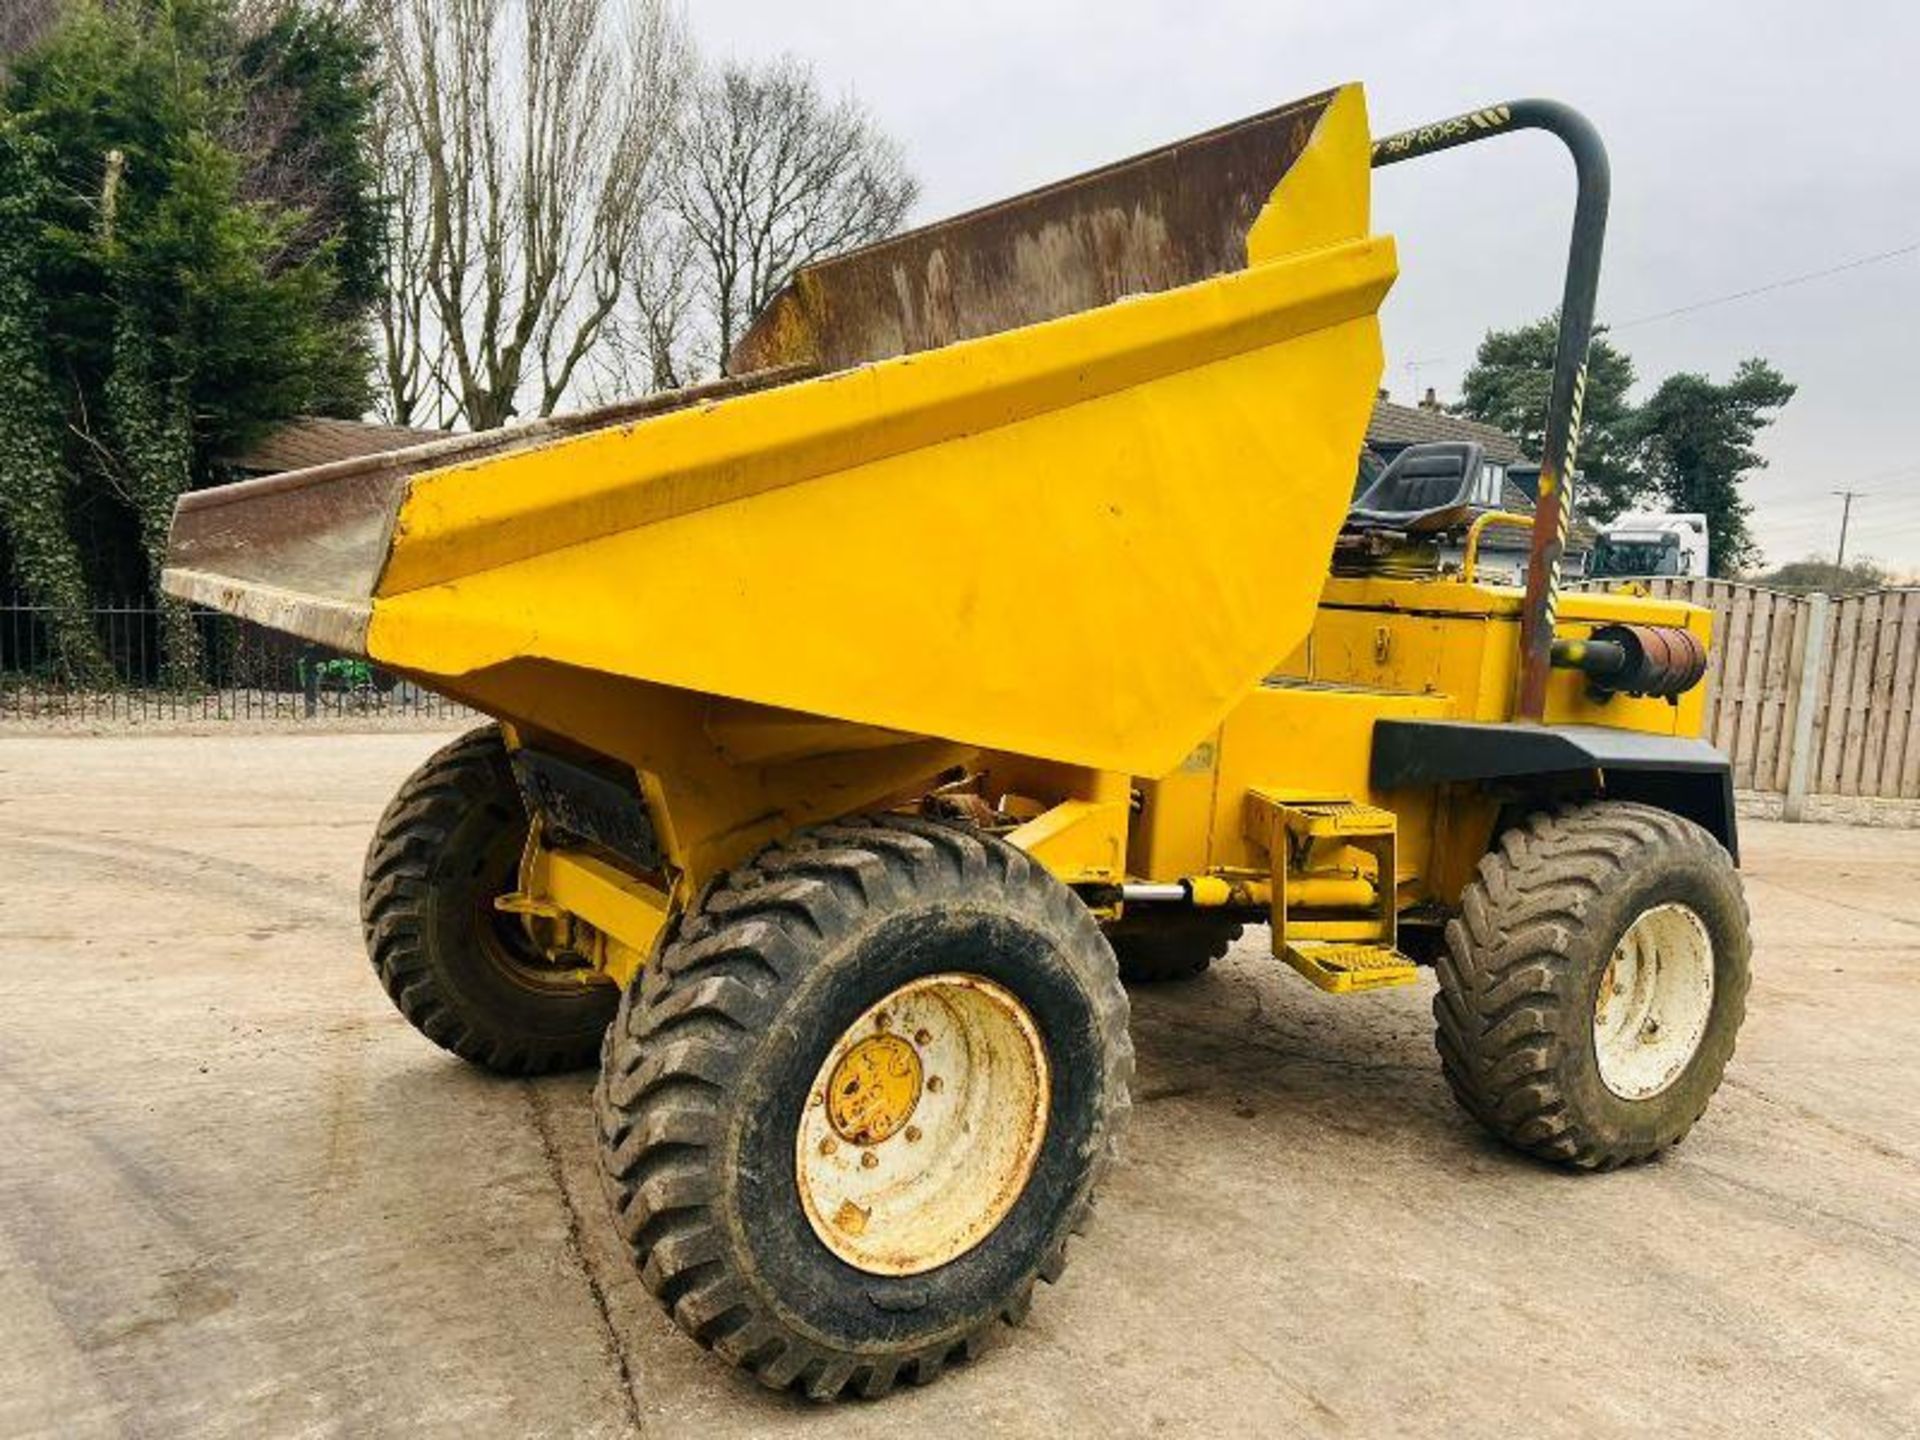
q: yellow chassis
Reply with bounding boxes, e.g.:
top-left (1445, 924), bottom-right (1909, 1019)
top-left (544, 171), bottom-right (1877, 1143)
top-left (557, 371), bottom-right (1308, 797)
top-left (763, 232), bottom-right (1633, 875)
top-left (491, 574), bottom-right (1711, 994)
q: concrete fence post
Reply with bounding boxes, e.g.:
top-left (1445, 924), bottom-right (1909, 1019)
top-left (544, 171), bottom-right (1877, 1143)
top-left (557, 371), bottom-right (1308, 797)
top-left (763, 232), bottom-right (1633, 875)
top-left (1782, 591), bottom-right (1831, 823)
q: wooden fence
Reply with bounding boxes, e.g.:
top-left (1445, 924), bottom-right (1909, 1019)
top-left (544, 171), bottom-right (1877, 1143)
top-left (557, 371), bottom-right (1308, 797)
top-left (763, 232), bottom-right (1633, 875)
top-left (1579, 579), bottom-right (1920, 805)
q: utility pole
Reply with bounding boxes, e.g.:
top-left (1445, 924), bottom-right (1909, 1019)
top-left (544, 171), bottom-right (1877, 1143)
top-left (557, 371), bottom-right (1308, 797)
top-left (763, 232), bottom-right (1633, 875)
top-left (1832, 489), bottom-right (1866, 571)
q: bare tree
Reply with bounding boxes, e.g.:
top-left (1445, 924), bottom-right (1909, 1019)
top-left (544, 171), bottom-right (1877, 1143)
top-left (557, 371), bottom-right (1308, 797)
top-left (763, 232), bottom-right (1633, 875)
top-left (369, 98), bottom-right (447, 425)
top-left (586, 216), bottom-right (699, 399)
top-left (663, 56), bottom-right (918, 377)
top-left (369, 0), bottom-right (688, 429)
top-left (0, 0), bottom-right (62, 71)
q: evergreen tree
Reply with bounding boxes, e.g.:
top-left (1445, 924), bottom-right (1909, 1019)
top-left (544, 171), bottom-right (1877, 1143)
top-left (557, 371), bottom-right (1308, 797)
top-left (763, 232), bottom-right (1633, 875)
top-left (1456, 315), bottom-right (1642, 521)
top-left (0, 0), bottom-right (377, 677)
top-left (1632, 360), bottom-right (1796, 577)
top-left (0, 120), bottom-right (106, 678)
top-left (1457, 314), bottom-right (1796, 577)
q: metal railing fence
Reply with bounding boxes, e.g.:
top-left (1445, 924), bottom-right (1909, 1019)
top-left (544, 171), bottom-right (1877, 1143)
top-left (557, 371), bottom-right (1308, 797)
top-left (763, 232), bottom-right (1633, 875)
top-left (1, 596), bottom-right (474, 723)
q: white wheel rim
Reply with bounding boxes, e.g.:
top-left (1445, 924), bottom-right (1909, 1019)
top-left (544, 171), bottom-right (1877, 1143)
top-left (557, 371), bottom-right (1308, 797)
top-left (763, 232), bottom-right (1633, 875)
top-left (796, 973), bottom-right (1050, 1276)
top-left (1592, 902), bottom-right (1716, 1100)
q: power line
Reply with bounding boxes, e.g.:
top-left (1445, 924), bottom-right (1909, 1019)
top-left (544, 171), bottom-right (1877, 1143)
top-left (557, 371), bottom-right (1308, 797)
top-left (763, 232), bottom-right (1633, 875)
top-left (1793, 460), bottom-right (1920, 490)
top-left (1763, 493), bottom-right (1912, 520)
top-left (1402, 242), bottom-right (1919, 554)
top-left (1760, 469), bottom-right (1920, 518)
top-left (1759, 517), bottom-right (1920, 537)
top-left (1393, 238), bottom-right (1920, 375)
top-left (1818, 490), bottom-right (1920, 514)
top-left (1610, 241), bottom-right (1920, 330)
top-left (1764, 518), bottom-right (1912, 538)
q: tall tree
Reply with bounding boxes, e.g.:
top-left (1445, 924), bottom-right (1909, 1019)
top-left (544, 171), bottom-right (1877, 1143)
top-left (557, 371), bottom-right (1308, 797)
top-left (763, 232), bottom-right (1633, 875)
top-left (369, 0), bottom-right (689, 429)
top-left (1633, 359), bottom-right (1795, 577)
top-left (654, 55), bottom-right (918, 381)
top-left (2, 0), bottom-right (379, 675)
top-left (233, 5), bottom-right (383, 316)
top-left (1456, 315), bottom-right (1642, 521)
top-left (0, 120), bottom-right (106, 678)
top-left (367, 84), bottom-right (441, 425)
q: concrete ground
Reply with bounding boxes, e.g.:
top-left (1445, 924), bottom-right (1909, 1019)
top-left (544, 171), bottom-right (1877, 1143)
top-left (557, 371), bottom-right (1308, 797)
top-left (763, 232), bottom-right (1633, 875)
top-left (2, 731), bottom-right (1916, 1439)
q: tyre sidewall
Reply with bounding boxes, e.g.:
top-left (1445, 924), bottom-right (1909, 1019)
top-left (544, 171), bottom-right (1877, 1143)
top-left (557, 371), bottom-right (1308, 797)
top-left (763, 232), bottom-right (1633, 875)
top-left (425, 765), bottom-right (617, 1042)
top-left (1555, 842), bottom-right (1749, 1149)
top-left (378, 730), bottom-right (618, 1059)
top-left (721, 896), bottom-right (1115, 1353)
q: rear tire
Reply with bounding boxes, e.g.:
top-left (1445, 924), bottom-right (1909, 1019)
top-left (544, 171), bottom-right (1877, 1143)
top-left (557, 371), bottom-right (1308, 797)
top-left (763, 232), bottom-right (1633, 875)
top-left (1107, 914), bottom-right (1242, 984)
top-left (593, 816), bottom-right (1132, 1399)
top-left (360, 726), bottom-right (618, 1075)
top-left (1433, 801), bottom-right (1750, 1170)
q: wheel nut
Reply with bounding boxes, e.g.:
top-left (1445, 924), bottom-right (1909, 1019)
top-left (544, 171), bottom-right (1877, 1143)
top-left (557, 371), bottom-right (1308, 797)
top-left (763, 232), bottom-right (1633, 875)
top-left (905, 1125), bottom-right (922, 1143)
top-left (873, 1011), bottom-right (890, 1031)
top-left (818, 1137), bottom-right (837, 1156)
top-left (860, 1151), bottom-right (880, 1169)
top-left (914, 1028), bottom-right (932, 1045)
top-left (927, 1076), bottom-right (943, 1093)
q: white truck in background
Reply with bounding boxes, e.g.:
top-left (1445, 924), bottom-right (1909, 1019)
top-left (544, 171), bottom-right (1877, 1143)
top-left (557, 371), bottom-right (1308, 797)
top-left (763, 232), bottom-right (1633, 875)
top-left (1589, 512), bottom-right (1711, 580)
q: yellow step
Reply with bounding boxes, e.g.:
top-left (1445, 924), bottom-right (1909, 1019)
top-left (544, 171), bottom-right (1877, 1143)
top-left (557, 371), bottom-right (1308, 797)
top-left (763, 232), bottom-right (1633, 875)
top-left (1269, 796), bottom-right (1398, 841)
top-left (1282, 942), bottom-right (1419, 994)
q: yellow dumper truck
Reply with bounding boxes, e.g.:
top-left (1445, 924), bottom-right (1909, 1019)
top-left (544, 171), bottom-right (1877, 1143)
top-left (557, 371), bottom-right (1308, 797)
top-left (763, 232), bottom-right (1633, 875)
top-left (166, 85), bottom-right (1748, 1398)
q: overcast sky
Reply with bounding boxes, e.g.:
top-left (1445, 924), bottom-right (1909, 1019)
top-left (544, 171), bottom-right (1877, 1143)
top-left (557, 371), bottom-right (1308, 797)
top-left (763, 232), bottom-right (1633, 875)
top-left (693, 0), bottom-right (1920, 573)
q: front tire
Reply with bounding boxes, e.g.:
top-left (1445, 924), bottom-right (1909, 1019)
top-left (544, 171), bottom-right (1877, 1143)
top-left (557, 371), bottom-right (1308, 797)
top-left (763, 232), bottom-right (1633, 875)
top-left (1434, 801), bottom-right (1750, 1169)
top-left (360, 726), bottom-right (618, 1075)
top-left (593, 816), bottom-right (1132, 1399)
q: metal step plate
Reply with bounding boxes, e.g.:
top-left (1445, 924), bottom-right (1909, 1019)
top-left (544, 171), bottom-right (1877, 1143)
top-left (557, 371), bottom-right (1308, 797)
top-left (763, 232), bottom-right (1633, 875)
top-left (1283, 942), bottom-right (1419, 994)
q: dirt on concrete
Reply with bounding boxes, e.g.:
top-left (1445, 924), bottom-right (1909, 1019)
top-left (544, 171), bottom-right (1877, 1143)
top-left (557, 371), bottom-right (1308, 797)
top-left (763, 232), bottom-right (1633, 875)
top-left (2, 730), bottom-right (1916, 1438)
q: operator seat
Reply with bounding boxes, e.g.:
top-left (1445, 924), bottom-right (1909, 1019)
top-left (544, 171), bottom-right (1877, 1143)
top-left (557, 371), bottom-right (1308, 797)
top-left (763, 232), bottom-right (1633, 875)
top-left (1345, 441), bottom-right (1488, 533)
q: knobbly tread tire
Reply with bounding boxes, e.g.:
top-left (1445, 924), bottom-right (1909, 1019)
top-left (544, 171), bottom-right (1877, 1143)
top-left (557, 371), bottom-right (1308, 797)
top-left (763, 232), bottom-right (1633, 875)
top-left (592, 814), bottom-right (1132, 1401)
top-left (1108, 914), bottom-right (1244, 984)
top-left (360, 725), bottom-right (617, 1075)
top-left (1434, 800), bottom-right (1751, 1170)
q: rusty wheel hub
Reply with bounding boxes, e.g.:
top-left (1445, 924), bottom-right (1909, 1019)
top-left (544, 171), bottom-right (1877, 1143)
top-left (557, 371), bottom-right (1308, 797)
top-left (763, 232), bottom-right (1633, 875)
top-left (796, 973), bottom-right (1050, 1276)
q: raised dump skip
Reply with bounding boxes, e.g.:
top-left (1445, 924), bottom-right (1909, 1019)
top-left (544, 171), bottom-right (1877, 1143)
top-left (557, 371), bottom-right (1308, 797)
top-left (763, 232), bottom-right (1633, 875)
top-left (165, 368), bottom-right (809, 650)
top-left (730, 89), bottom-right (1346, 373)
top-left (165, 83), bottom-right (1394, 778)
